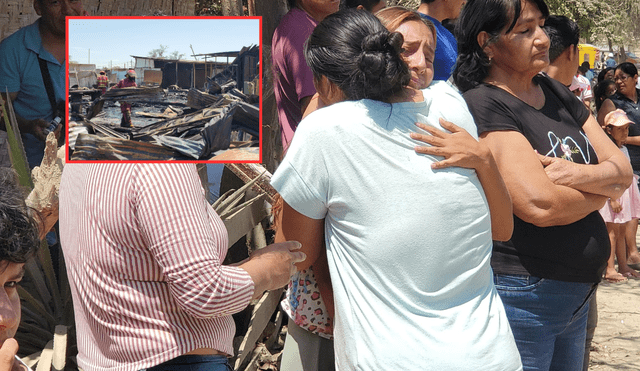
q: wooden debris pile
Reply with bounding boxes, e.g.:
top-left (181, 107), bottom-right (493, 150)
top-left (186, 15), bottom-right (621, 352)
top-left (70, 85), bottom-right (259, 161)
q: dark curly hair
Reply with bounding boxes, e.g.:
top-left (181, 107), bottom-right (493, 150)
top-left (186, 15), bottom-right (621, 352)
top-left (453, 0), bottom-right (549, 92)
top-left (0, 168), bottom-right (39, 264)
top-left (304, 8), bottom-right (410, 102)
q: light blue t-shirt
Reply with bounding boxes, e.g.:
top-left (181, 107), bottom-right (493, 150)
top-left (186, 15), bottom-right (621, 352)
top-left (271, 82), bottom-right (522, 370)
top-left (0, 19), bottom-right (65, 167)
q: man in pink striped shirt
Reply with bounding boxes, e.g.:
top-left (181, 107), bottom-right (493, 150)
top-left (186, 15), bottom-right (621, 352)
top-left (59, 163), bottom-right (304, 371)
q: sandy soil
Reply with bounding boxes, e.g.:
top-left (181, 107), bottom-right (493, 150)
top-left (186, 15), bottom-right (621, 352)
top-left (588, 231), bottom-right (640, 370)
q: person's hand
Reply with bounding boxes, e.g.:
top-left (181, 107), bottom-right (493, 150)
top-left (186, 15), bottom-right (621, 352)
top-left (239, 241), bottom-right (306, 300)
top-left (411, 118), bottom-right (491, 170)
top-left (536, 153), bottom-right (581, 186)
top-left (23, 118), bottom-right (49, 142)
top-left (0, 338), bottom-right (23, 371)
top-left (610, 199), bottom-right (623, 213)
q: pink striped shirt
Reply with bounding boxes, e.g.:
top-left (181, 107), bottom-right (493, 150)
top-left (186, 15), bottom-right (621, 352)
top-left (59, 163), bottom-right (255, 371)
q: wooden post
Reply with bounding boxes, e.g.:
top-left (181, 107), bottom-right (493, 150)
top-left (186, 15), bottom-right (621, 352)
top-left (255, 0), bottom-right (288, 173)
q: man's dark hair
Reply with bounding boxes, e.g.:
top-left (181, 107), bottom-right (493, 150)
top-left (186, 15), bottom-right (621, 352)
top-left (421, 0), bottom-right (436, 3)
top-left (0, 168), bottom-right (39, 264)
top-left (543, 15), bottom-right (579, 63)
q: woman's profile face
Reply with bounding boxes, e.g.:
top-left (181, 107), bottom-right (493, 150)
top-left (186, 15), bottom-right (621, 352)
top-left (487, 0), bottom-right (549, 77)
top-left (614, 69), bottom-right (639, 98)
top-left (395, 20), bottom-right (435, 89)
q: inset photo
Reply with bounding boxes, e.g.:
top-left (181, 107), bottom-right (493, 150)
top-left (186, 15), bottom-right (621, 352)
top-left (66, 16), bottom-right (260, 162)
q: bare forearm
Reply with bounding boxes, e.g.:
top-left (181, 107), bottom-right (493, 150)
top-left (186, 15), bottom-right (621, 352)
top-left (475, 155), bottom-right (513, 241)
top-left (517, 185), bottom-right (607, 227)
top-left (551, 160), bottom-right (632, 199)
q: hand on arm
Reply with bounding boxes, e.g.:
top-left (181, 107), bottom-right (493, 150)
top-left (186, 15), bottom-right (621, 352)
top-left (481, 130), bottom-right (608, 227)
top-left (536, 115), bottom-right (632, 200)
top-left (238, 241), bottom-right (307, 300)
top-left (411, 119), bottom-right (513, 241)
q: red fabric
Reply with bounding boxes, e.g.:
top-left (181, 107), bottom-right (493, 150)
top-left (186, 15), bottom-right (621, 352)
top-left (116, 77), bottom-right (136, 88)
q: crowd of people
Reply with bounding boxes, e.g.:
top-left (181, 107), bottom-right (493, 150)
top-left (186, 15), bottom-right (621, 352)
top-left (1, 0), bottom-right (640, 370)
top-left (271, 0), bottom-right (637, 370)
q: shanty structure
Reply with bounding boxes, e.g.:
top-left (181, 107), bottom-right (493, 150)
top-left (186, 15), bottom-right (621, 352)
top-left (195, 45), bottom-right (260, 95)
top-left (130, 56), bottom-right (230, 89)
top-left (68, 63), bottom-right (97, 88)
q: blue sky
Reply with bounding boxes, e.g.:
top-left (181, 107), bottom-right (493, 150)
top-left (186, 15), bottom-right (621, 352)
top-left (68, 18), bottom-right (260, 69)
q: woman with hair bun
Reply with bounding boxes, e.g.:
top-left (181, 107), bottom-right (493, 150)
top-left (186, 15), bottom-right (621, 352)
top-left (272, 8), bottom-right (522, 370)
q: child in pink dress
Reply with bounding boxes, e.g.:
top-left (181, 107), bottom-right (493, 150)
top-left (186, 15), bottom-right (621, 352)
top-left (600, 109), bottom-right (640, 282)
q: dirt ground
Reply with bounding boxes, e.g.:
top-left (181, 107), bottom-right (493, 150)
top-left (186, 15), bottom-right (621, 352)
top-left (587, 233), bottom-right (640, 370)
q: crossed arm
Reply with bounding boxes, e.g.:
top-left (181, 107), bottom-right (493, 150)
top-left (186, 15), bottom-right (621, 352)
top-left (479, 114), bottom-right (632, 227)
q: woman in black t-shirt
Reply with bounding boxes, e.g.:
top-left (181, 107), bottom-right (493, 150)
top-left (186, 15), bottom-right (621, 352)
top-left (451, 0), bottom-right (633, 370)
top-left (597, 62), bottom-right (640, 270)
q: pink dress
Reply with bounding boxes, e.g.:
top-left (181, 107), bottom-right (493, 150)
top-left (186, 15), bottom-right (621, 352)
top-left (599, 146), bottom-right (640, 223)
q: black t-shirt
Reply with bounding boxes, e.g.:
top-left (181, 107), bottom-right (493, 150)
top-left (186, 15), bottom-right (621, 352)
top-left (463, 73), bottom-right (609, 283)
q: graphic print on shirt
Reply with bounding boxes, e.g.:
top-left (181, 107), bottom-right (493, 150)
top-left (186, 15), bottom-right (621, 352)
top-left (545, 131), bottom-right (592, 163)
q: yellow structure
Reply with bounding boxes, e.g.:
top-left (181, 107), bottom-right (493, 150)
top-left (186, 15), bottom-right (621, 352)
top-left (578, 44), bottom-right (601, 68)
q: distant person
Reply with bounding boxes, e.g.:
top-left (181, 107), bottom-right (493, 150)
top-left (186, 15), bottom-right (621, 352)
top-left (605, 52), bottom-right (617, 68)
top-left (598, 109), bottom-right (640, 282)
top-left (342, 0), bottom-right (386, 12)
top-left (417, 0), bottom-right (465, 82)
top-left (593, 79), bottom-right (616, 113)
top-left (0, 0), bottom-right (88, 168)
top-left (0, 168), bottom-right (39, 371)
top-left (113, 69), bottom-right (137, 127)
top-left (582, 61), bottom-right (595, 84)
top-left (597, 67), bottom-right (615, 84)
top-left (96, 70), bottom-right (109, 95)
top-left (598, 62), bottom-right (640, 272)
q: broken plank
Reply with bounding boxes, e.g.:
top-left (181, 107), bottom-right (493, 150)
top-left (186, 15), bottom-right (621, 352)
top-left (234, 288), bottom-right (284, 371)
top-left (71, 134), bottom-right (182, 161)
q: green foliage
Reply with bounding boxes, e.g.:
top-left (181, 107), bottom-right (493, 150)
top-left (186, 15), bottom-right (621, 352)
top-left (546, 0), bottom-right (640, 48)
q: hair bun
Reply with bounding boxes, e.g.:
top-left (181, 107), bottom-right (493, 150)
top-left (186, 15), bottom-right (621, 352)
top-left (358, 31), bottom-right (403, 80)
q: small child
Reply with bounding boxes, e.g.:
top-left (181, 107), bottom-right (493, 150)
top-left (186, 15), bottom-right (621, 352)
top-left (599, 109), bottom-right (640, 282)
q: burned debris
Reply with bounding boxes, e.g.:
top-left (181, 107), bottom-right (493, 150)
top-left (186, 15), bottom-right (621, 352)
top-left (68, 45), bottom-right (260, 161)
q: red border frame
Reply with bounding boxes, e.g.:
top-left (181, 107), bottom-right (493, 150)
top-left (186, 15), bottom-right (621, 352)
top-left (65, 16), bottom-right (263, 164)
